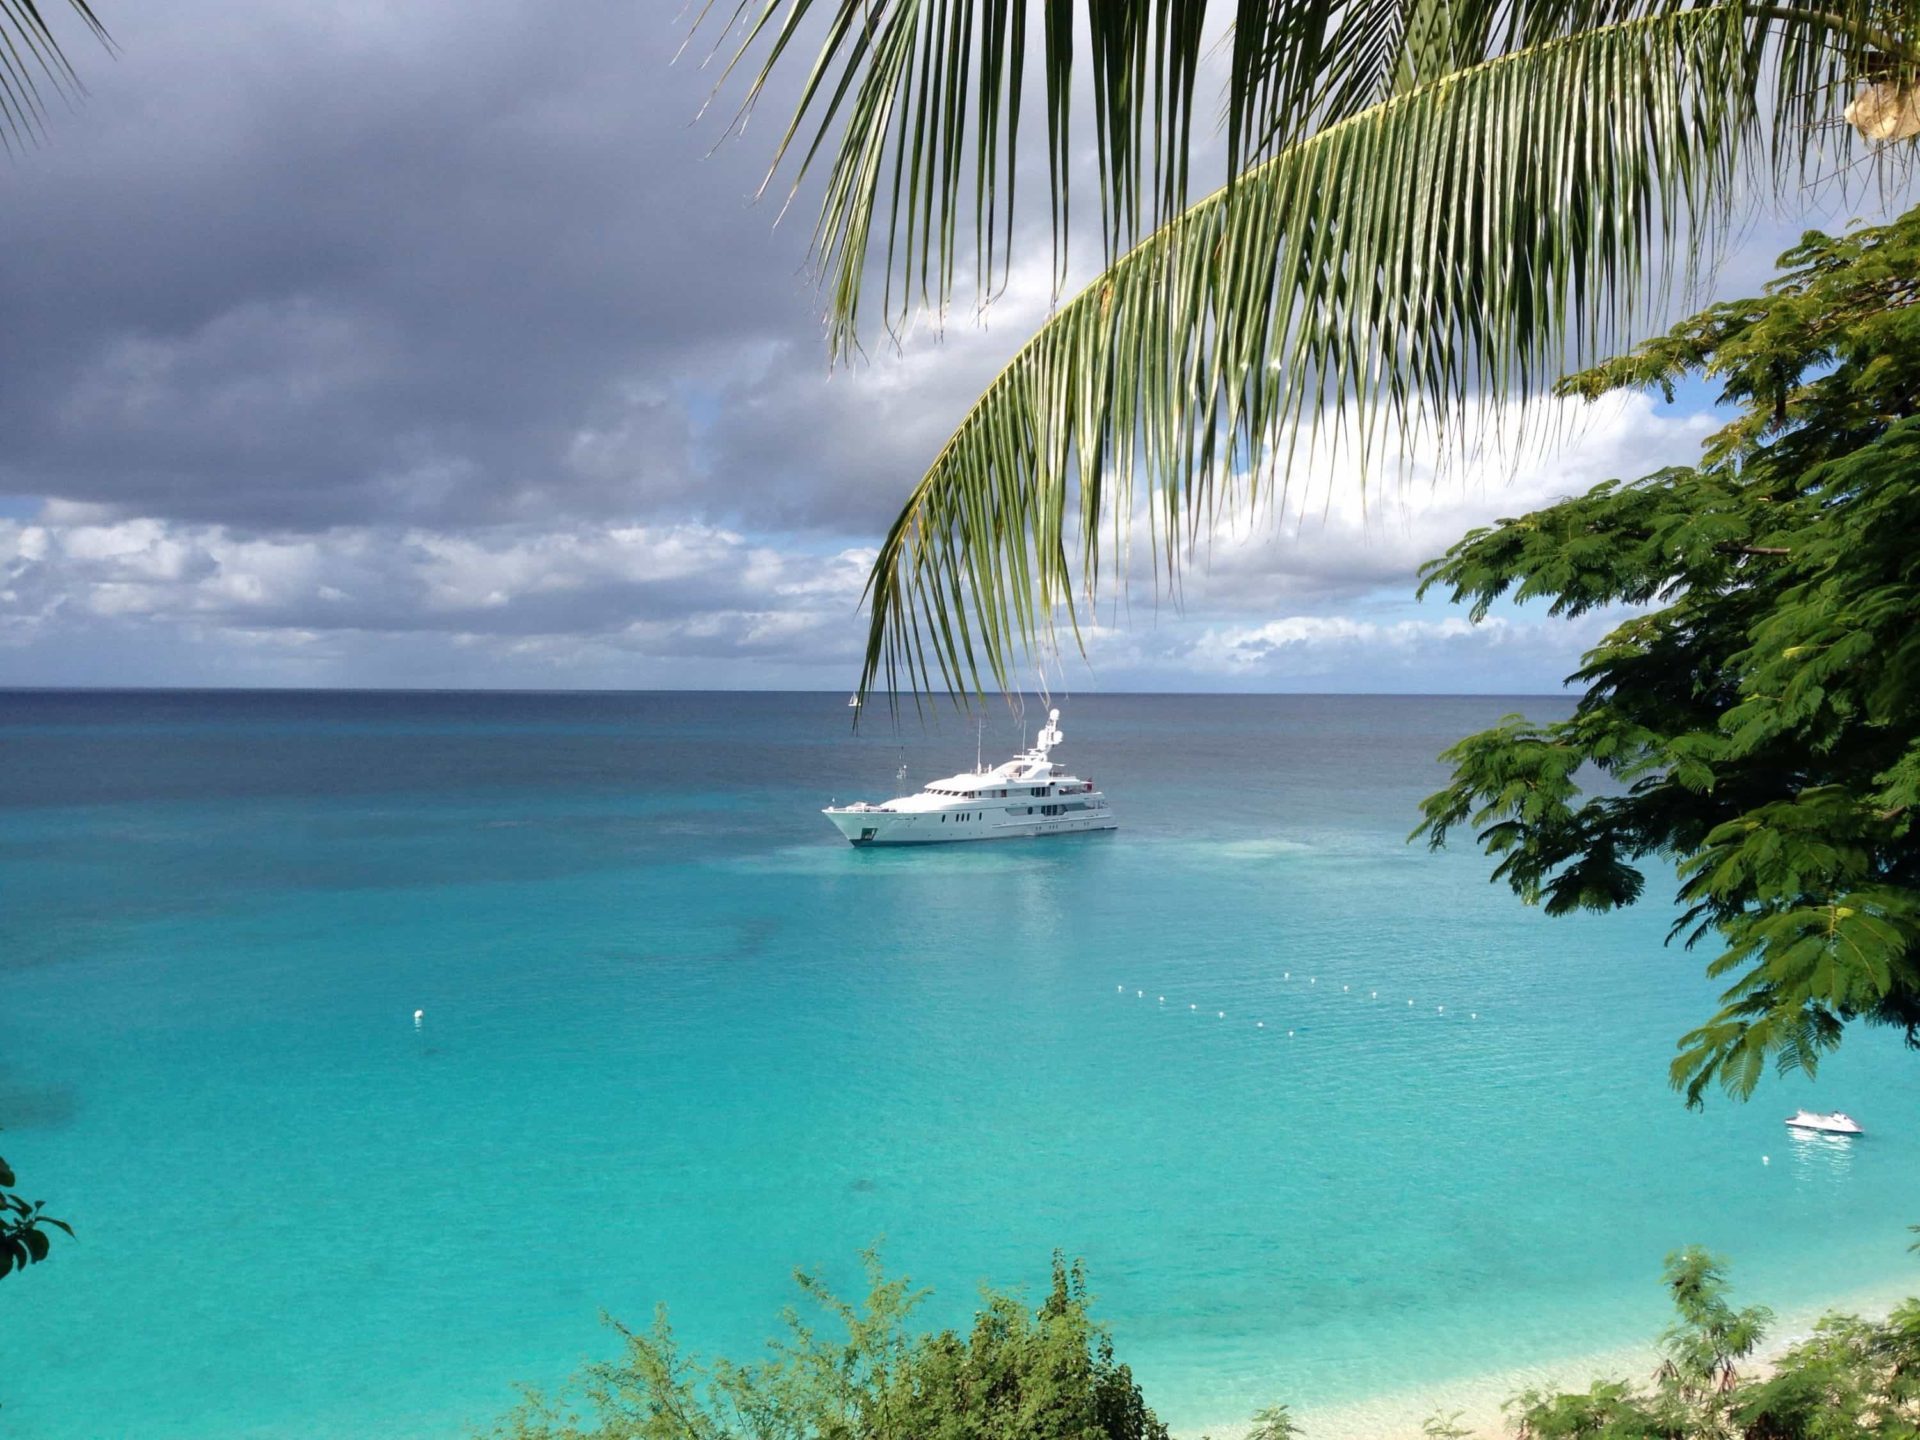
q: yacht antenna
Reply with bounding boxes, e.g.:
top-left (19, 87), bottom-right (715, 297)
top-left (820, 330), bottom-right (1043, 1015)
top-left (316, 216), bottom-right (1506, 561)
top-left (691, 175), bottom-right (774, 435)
top-left (1036, 707), bottom-right (1063, 758)
top-left (975, 715), bottom-right (984, 773)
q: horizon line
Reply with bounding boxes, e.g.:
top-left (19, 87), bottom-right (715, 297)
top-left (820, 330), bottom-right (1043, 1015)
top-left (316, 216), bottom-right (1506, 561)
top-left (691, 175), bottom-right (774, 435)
top-left (0, 684), bottom-right (1583, 699)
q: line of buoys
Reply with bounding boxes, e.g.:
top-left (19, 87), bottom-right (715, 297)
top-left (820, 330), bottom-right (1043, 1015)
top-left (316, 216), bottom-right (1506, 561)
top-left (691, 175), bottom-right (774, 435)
top-left (1113, 976), bottom-right (1486, 1033)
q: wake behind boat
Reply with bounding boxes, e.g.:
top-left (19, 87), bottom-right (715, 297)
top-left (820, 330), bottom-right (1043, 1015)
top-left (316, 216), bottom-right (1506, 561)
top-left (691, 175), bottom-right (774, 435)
top-left (824, 708), bottom-right (1117, 846)
top-left (1785, 1109), bottom-right (1863, 1135)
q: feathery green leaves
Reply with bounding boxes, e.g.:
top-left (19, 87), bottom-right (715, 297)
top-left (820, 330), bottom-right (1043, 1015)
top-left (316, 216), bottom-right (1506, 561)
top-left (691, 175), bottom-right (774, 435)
top-left (1417, 206), bottom-right (1920, 1104)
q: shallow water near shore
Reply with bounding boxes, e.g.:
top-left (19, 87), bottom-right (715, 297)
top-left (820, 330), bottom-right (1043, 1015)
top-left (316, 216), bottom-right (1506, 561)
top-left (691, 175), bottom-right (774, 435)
top-left (2, 690), bottom-right (1916, 1438)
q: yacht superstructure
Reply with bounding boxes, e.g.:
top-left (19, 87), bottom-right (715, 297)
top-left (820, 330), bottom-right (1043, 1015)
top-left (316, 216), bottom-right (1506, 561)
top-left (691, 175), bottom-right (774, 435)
top-left (823, 709), bottom-right (1117, 846)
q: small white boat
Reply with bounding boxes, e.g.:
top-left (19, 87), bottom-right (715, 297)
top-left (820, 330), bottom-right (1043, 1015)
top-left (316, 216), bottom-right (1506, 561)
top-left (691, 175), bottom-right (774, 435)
top-left (847, 694), bottom-right (860, 708)
top-left (1785, 1109), bottom-right (1863, 1135)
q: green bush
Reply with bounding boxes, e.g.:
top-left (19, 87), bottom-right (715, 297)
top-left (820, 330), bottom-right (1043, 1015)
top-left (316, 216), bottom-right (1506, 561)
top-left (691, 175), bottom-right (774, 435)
top-left (484, 1251), bottom-right (1167, 1440)
top-left (1510, 1247), bottom-right (1920, 1440)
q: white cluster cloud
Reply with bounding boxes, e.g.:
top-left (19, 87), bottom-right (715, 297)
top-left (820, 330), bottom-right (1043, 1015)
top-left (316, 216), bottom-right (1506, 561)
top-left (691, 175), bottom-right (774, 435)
top-left (0, 514), bottom-right (876, 682)
top-left (1185, 615), bottom-right (1492, 672)
top-left (1111, 390), bottom-right (1717, 607)
top-left (0, 383), bottom-right (1711, 690)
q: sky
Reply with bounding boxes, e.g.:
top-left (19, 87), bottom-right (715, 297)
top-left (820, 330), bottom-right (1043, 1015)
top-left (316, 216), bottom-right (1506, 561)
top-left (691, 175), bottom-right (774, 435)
top-left (0, 1), bottom-right (1895, 693)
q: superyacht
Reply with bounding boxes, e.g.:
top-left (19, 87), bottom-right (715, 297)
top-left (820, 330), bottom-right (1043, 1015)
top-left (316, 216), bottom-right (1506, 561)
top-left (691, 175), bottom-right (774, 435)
top-left (823, 709), bottom-right (1117, 846)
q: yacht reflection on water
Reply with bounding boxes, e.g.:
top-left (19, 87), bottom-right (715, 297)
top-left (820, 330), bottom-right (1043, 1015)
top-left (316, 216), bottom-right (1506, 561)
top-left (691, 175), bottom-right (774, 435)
top-left (1784, 1126), bottom-right (1858, 1180)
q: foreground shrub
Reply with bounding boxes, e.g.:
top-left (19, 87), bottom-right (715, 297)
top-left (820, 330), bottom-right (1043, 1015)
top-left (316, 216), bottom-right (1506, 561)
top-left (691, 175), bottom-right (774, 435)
top-left (484, 1250), bottom-right (1167, 1440)
top-left (1511, 1246), bottom-right (1920, 1440)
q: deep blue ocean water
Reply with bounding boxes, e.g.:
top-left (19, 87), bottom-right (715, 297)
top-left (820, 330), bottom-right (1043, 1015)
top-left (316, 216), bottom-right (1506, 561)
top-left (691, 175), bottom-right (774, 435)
top-left (2, 690), bottom-right (1915, 1438)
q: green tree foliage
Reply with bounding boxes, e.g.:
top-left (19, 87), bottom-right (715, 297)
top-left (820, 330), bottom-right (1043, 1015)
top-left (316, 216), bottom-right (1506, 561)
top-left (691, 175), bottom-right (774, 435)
top-left (1243, 1404), bottom-right (1304, 1440)
top-left (1510, 1248), bottom-right (1771, 1438)
top-left (0, 1150), bottom-right (72, 1279)
top-left (1510, 1248), bottom-right (1920, 1439)
top-left (1417, 205), bottom-right (1920, 1104)
top-left (1654, 1248), bottom-right (1774, 1401)
top-left (483, 1251), bottom-right (1170, 1440)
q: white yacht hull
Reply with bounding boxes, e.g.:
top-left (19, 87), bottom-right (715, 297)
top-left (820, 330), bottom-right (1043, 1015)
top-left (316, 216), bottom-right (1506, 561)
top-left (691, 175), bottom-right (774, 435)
top-left (824, 807), bottom-right (1118, 846)
top-left (1784, 1112), bottom-right (1863, 1135)
top-left (822, 706), bottom-right (1116, 847)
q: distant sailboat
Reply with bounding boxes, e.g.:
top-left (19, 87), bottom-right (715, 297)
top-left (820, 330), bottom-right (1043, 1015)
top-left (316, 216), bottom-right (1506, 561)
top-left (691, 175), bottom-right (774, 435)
top-left (847, 693), bottom-right (860, 708)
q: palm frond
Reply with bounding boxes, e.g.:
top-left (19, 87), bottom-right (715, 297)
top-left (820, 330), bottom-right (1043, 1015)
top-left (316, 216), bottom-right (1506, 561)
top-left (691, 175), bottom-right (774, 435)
top-left (854, 2), bottom-right (1908, 706)
top-left (0, 0), bottom-right (109, 152)
top-left (699, 0), bottom-right (1916, 364)
top-left (697, 0), bottom-right (1412, 357)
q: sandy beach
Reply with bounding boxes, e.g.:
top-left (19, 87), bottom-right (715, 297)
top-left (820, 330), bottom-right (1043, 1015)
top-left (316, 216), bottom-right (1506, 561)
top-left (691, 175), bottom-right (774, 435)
top-left (1183, 1275), bottom-right (1920, 1439)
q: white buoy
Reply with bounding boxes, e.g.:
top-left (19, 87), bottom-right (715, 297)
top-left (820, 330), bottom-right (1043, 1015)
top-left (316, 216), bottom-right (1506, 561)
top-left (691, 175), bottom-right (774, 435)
top-left (1117, 984), bottom-right (1124, 991)
top-left (1287, 1029), bottom-right (1294, 1037)
top-left (1438, 1006), bottom-right (1444, 1014)
top-left (413, 1009), bottom-right (424, 1027)
top-left (1190, 1003), bottom-right (1198, 1010)
top-left (1218, 1011), bottom-right (1225, 1019)
top-left (1284, 971), bottom-right (1290, 979)
top-left (1256, 1022), bottom-right (1265, 1029)
top-left (1471, 1012), bottom-right (1477, 1019)
top-left (1136, 990), bottom-right (1143, 997)
top-left (1310, 977), bottom-right (1316, 984)
top-left (1762, 1155), bottom-right (1771, 1165)
top-left (1159, 996), bottom-right (1166, 1003)
top-left (1371, 991), bottom-right (1377, 999)
top-left (1408, 999), bottom-right (1414, 1006)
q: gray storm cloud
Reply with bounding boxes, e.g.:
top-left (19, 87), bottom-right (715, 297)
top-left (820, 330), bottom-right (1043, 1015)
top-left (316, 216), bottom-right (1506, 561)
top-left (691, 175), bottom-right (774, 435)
top-left (0, 1), bottom-right (1774, 691)
top-left (3, 1), bottom-right (842, 530)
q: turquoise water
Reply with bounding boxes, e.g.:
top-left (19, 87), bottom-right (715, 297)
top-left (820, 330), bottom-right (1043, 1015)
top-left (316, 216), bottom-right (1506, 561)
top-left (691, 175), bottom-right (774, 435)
top-left (2, 691), bottom-right (1915, 1438)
